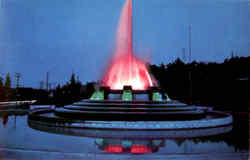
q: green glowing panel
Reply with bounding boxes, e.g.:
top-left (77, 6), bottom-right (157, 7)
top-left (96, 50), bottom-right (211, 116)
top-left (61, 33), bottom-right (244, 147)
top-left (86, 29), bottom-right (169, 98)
top-left (90, 90), bottom-right (104, 100)
top-left (152, 92), bottom-right (162, 101)
top-left (122, 90), bottom-right (132, 101)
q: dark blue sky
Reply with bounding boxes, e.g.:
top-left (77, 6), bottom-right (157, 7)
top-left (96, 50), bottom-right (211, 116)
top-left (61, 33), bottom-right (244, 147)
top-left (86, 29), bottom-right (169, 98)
top-left (0, 0), bottom-right (249, 88)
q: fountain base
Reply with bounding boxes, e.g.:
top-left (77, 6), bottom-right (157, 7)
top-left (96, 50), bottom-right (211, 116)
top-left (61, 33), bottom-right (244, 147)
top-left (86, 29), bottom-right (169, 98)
top-left (28, 86), bottom-right (233, 130)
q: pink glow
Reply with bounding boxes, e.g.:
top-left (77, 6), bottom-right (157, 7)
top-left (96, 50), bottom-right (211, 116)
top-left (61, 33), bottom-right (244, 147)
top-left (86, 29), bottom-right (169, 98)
top-left (131, 144), bottom-right (152, 154)
top-left (103, 0), bottom-right (156, 90)
top-left (104, 145), bottom-right (123, 153)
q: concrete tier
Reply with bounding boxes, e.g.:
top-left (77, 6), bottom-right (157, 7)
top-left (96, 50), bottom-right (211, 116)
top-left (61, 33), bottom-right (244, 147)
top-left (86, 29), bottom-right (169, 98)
top-left (64, 105), bottom-right (199, 112)
top-left (28, 121), bottom-right (233, 139)
top-left (73, 101), bottom-right (187, 107)
top-left (54, 107), bottom-right (206, 121)
top-left (28, 109), bottom-right (233, 130)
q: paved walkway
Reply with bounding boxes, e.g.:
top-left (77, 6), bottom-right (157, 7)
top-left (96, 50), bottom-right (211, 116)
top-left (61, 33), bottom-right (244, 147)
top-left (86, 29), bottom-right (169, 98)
top-left (0, 148), bottom-right (248, 160)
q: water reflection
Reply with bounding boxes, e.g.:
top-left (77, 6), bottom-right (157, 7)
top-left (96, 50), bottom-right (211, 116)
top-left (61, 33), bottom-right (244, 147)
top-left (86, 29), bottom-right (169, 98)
top-left (3, 115), bottom-right (8, 127)
top-left (0, 111), bottom-right (27, 128)
top-left (28, 120), bottom-right (236, 154)
top-left (0, 113), bottom-right (248, 155)
top-left (95, 138), bottom-right (163, 153)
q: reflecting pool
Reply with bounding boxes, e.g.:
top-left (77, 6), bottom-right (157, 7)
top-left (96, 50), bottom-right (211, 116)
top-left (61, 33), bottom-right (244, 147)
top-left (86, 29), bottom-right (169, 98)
top-left (0, 112), bottom-right (248, 160)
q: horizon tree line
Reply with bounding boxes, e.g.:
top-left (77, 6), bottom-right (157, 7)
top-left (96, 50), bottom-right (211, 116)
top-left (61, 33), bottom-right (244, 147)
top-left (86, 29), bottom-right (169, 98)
top-left (0, 73), bottom-right (11, 101)
top-left (149, 55), bottom-right (250, 111)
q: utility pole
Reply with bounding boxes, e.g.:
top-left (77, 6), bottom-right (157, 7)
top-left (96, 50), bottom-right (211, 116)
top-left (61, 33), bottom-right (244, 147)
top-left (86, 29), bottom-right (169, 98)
top-left (15, 72), bottom-right (21, 102)
top-left (188, 25), bottom-right (192, 104)
top-left (182, 48), bottom-right (186, 63)
top-left (15, 73), bottom-right (21, 89)
top-left (189, 25), bottom-right (192, 62)
top-left (46, 72), bottom-right (49, 91)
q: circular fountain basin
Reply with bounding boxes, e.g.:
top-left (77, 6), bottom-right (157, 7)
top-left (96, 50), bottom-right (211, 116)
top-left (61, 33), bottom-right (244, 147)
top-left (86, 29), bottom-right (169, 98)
top-left (28, 109), bottom-right (232, 130)
top-left (28, 119), bottom-right (233, 139)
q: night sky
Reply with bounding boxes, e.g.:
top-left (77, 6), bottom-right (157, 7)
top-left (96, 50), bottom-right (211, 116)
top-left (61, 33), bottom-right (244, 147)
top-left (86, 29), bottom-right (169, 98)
top-left (0, 0), bottom-right (249, 88)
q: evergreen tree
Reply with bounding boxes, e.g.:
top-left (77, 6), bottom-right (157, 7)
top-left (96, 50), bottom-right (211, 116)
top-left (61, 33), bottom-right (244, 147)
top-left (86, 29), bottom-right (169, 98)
top-left (5, 73), bottom-right (11, 89)
top-left (0, 77), bottom-right (3, 87)
top-left (70, 72), bottom-right (76, 86)
top-left (4, 73), bottom-right (11, 101)
top-left (0, 77), bottom-right (5, 101)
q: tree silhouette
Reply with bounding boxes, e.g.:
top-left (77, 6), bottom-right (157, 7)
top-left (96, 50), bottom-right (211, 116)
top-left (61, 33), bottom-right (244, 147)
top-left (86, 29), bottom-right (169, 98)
top-left (70, 72), bottom-right (76, 86)
top-left (0, 77), bottom-right (3, 87)
top-left (4, 73), bottom-right (11, 101)
top-left (0, 77), bottom-right (5, 101)
top-left (5, 73), bottom-right (11, 89)
top-left (150, 56), bottom-right (250, 112)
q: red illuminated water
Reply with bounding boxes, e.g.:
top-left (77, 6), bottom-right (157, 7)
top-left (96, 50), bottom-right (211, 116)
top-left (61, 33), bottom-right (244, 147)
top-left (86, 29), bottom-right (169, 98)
top-left (103, 0), bottom-right (156, 90)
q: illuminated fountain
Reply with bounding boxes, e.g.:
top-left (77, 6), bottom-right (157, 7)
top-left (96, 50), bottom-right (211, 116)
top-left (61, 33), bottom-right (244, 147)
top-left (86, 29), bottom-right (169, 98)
top-left (103, 0), bottom-right (156, 90)
top-left (28, 0), bottom-right (232, 130)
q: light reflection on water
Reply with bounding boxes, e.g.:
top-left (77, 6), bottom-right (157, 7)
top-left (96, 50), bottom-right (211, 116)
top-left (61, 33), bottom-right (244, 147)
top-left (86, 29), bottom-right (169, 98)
top-left (0, 114), bottom-right (248, 155)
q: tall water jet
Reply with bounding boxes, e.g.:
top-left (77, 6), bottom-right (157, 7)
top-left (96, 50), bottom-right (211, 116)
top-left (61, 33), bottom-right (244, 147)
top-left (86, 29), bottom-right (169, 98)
top-left (103, 0), bottom-right (156, 90)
